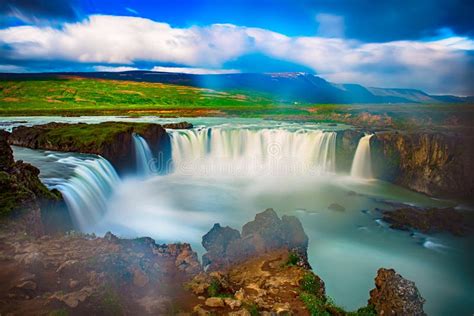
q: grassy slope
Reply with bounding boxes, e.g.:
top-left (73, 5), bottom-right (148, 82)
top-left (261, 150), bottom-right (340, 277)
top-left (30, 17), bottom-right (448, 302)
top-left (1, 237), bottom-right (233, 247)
top-left (1, 76), bottom-right (473, 130)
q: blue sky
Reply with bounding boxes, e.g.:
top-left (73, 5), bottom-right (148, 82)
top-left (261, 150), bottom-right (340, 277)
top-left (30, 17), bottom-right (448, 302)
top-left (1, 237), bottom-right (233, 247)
top-left (0, 0), bottom-right (473, 95)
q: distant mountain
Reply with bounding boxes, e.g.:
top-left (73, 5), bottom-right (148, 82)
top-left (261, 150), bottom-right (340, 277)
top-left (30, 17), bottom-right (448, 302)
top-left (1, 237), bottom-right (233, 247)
top-left (1, 71), bottom-right (470, 104)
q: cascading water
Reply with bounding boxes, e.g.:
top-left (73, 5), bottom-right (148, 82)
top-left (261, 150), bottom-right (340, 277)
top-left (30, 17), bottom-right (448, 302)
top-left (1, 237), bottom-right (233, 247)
top-left (351, 134), bottom-right (374, 179)
top-left (132, 133), bottom-right (154, 177)
top-left (170, 128), bottom-right (336, 177)
top-left (54, 156), bottom-right (120, 230)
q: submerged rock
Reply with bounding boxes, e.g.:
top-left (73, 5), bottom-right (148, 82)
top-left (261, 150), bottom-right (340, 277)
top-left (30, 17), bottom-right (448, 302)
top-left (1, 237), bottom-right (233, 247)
top-left (328, 203), bottom-right (346, 212)
top-left (369, 268), bottom-right (426, 316)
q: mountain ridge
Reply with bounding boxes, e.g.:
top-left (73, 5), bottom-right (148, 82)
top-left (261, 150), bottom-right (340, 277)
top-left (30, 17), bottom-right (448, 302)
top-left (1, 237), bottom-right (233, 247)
top-left (0, 71), bottom-right (471, 104)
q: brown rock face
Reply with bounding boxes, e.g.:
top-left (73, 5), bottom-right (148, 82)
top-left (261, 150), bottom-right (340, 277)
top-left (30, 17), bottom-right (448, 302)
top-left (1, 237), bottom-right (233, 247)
top-left (369, 268), bottom-right (426, 316)
top-left (202, 208), bottom-right (310, 271)
top-left (0, 229), bottom-right (202, 315)
top-left (371, 131), bottom-right (474, 199)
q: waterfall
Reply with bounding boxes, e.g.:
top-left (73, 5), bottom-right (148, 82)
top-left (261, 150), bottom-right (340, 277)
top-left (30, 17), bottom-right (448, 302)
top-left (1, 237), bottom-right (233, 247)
top-left (170, 128), bottom-right (336, 177)
top-left (54, 156), bottom-right (120, 230)
top-left (351, 134), bottom-right (374, 179)
top-left (132, 133), bottom-right (154, 177)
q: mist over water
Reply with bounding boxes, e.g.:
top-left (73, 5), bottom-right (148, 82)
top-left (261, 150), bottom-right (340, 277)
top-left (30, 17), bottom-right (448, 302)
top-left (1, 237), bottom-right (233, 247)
top-left (9, 118), bottom-right (474, 316)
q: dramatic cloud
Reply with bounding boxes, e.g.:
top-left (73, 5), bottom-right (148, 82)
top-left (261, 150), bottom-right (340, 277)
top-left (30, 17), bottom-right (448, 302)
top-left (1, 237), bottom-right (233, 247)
top-left (0, 0), bottom-right (78, 23)
top-left (0, 15), bottom-right (472, 94)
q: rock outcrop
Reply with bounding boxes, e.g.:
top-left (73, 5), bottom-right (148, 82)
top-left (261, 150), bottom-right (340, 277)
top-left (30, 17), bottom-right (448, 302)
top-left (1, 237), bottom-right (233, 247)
top-left (336, 129), bottom-right (474, 199)
top-left (0, 230), bottom-right (201, 315)
top-left (369, 268), bottom-right (426, 316)
top-left (8, 122), bottom-right (172, 175)
top-left (371, 131), bottom-right (474, 199)
top-left (381, 206), bottom-right (474, 236)
top-left (202, 208), bottom-right (309, 271)
top-left (0, 130), bottom-right (63, 235)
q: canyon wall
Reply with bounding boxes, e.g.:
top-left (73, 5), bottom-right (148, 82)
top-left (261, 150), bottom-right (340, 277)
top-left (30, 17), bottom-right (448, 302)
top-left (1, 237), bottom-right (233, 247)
top-left (371, 131), bottom-right (474, 199)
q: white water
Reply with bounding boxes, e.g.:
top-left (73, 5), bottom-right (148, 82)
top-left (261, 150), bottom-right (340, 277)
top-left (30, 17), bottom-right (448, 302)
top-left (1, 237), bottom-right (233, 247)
top-left (170, 128), bottom-right (336, 177)
top-left (351, 134), bottom-right (374, 179)
top-left (132, 133), bottom-right (154, 177)
top-left (53, 156), bottom-right (120, 230)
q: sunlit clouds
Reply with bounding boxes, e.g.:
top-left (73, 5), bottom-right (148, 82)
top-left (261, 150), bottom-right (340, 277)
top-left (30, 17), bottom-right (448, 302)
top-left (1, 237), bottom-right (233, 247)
top-left (0, 14), bottom-right (472, 94)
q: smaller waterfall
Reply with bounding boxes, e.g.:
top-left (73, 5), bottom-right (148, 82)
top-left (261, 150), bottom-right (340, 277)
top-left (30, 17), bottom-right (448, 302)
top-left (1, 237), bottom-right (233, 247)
top-left (132, 133), bottom-right (154, 177)
top-left (351, 134), bottom-right (374, 179)
top-left (54, 156), bottom-right (120, 230)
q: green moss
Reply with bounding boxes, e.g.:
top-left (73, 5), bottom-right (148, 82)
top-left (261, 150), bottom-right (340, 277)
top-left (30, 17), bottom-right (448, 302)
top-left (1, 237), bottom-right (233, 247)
top-left (300, 292), bottom-right (330, 316)
top-left (301, 273), bottom-right (320, 295)
top-left (244, 303), bottom-right (259, 316)
top-left (285, 252), bottom-right (299, 266)
top-left (48, 309), bottom-right (69, 316)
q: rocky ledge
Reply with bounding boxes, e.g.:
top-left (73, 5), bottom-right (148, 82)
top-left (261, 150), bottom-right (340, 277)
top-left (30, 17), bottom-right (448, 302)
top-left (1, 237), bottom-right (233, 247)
top-left (380, 206), bottom-right (474, 236)
top-left (8, 121), bottom-right (192, 175)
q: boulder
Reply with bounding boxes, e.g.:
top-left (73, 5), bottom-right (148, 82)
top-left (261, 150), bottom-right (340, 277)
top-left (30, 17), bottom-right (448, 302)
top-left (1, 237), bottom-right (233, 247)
top-left (202, 208), bottom-right (310, 271)
top-left (369, 268), bottom-right (426, 316)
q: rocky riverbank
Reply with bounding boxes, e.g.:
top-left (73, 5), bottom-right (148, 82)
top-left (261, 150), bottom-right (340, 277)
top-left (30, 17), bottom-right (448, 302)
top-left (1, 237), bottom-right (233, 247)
top-left (8, 121), bottom-right (192, 175)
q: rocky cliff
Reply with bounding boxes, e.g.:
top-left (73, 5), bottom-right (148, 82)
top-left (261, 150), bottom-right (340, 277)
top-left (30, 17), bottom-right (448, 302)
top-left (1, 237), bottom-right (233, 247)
top-left (371, 131), bottom-right (474, 199)
top-left (0, 130), bottom-right (65, 235)
top-left (8, 122), bottom-right (173, 175)
top-left (336, 129), bottom-right (474, 199)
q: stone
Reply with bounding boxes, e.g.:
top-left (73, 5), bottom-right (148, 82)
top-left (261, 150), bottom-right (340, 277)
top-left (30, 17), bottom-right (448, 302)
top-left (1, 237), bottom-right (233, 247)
top-left (204, 297), bottom-right (225, 307)
top-left (273, 302), bottom-right (291, 314)
top-left (50, 286), bottom-right (94, 308)
top-left (224, 298), bottom-right (242, 309)
top-left (69, 279), bottom-right (79, 289)
top-left (328, 203), bottom-right (345, 212)
top-left (228, 309), bottom-right (251, 316)
top-left (15, 280), bottom-right (37, 291)
top-left (369, 268), bottom-right (426, 316)
top-left (132, 268), bottom-right (149, 287)
top-left (193, 304), bottom-right (210, 316)
top-left (56, 260), bottom-right (79, 273)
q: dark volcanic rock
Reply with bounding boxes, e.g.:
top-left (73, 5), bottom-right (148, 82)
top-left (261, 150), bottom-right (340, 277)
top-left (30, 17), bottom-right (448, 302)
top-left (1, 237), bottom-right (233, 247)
top-left (381, 207), bottom-right (474, 236)
top-left (369, 268), bottom-right (426, 316)
top-left (202, 208), bottom-right (310, 271)
top-left (8, 122), bottom-right (171, 175)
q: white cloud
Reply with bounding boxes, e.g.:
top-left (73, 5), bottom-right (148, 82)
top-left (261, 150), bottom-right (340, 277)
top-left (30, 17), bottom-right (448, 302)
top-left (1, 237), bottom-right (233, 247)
top-left (0, 14), bottom-right (472, 94)
top-left (93, 65), bottom-right (140, 72)
top-left (151, 66), bottom-right (240, 74)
